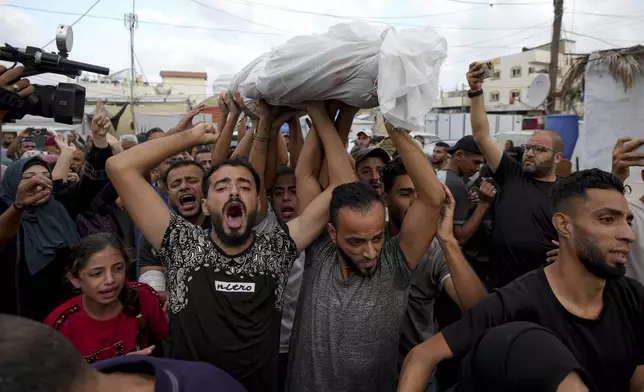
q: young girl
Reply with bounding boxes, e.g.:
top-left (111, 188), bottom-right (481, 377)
top-left (45, 233), bottom-right (169, 363)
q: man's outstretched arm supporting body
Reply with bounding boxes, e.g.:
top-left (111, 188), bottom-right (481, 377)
top-left (287, 103), bottom-right (358, 253)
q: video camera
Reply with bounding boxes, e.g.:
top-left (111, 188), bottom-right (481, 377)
top-left (0, 25), bottom-right (110, 125)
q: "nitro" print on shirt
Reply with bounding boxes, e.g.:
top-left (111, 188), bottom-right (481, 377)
top-left (215, 281), bottom-right (256, 293)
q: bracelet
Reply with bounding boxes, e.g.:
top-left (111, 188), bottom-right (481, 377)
top-left (252, 132), bottom-right (269, 142)
top-left (467, 89), bottom-right (483, 98)
top-left (12, 202), bottom-right (25, 211)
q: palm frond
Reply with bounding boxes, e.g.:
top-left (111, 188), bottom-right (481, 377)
top-left (559, 45), bottom-right (644, 110)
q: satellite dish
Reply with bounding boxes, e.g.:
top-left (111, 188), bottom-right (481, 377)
top-left (526, 73), bottom-right (551, 108)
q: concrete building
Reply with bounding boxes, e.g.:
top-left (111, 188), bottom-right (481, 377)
top-left (434, 40), bottom-right (579, 114)
top-left (159, 71), bottom-right (208, 103)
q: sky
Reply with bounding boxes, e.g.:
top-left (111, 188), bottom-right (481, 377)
top-left (1, 0), bottom-right (643, 99)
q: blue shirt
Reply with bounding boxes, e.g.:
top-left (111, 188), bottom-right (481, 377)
top-left (93, 356), bottom-right (247, 392)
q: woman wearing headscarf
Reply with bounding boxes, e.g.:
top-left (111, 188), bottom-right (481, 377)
top-left (0, 157), bottom-right (80, 320)
top-left (0, 102), bottom-right (117, 320)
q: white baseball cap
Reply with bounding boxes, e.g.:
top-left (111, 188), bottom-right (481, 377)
top-left (357, 129), bottom-right (373, 137)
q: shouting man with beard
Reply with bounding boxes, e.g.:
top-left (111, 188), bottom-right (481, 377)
top-left (465, 63), bottom-right (563, 287)
top-left (287, 122), bottom-right (445, 392)
top-left (107, 100), bottom-right (354, 392)
top-left (399, 169), bottom-right (644, 392)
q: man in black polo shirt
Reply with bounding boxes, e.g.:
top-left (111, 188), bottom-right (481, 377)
top-left (464, 63), bottom-right (563, 287)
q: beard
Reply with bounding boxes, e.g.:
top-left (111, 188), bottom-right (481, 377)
top-left (576, 236), bottom-right (626, 280)
top-left (523, 155), bottom-right (554, 177)
top-left (212, 209), bottom-right (257, 247)
top-left (337, 244), bottom-right (377, 278)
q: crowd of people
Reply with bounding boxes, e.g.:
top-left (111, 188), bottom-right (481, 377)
top-left (1, 61), bottom-right (644, 392)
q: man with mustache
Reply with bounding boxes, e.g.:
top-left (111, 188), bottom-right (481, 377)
top-left (351, 146), bottom-right (390, 200)
top-left (107, 99), bottom-right (354, 392)
top-left (399, 169), bottom-right (644, 392)
top-left (465, 63), bottom-right (563, 287)
top-left (138, 160), bottom-right (210, 300)
top-left (288, 122), bottom-right (445, 392)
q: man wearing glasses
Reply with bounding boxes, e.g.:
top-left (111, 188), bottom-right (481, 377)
top-left (465, 63), bottom-right (563, 288)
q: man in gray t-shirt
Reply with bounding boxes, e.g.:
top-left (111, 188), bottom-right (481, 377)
top-left (287, 126), bottom-right (446, 392)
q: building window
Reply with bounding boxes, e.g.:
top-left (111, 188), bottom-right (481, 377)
top-left (492, 71), bottom-right (501, 80)
top-left (510, 90), bottom-right (521, 102)
top-left (529, 67), bottom-right (536, 74)
top-left (490, 91), bottom-right (500, 102)
top-left (511, 66), bottom-right (522, 78)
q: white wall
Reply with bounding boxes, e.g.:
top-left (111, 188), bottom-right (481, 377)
top-left (160, 77), bottom-right (207, 103)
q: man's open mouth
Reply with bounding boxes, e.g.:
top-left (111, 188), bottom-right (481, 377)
top-left (179, 194), bottom-right (197, 208)
top-left (224, 201), bottom-right (245, 230)
top-left (281, 206), bottom-right (296, 219)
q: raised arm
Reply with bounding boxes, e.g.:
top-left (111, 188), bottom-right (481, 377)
top-left (436, 184), bottom-right (487, 310)
top-left (167, 103), bottom-right (205, 136)
top-left (287, 117), bottom-right (304, 168)
top-left (387, 122), bottom-right (445, 268)
top-left (398, 332), bottom-right (454, 392)
top-left (51, 134), bottom-right (77, 182)
top-left (294, 120), bottom-right (323, 215)
top-left (212, 92), bottom-right (240, 164)
top-left (467, 63), bottom-right (503, 172)
top-left (106, 123), bottom-right (220, 250)
top-left (287, 103), bottom-right (357, 252)
top-left (231, 120), bottom-right (255, 159)
top-left (318, 102), bottom-right (354, 189)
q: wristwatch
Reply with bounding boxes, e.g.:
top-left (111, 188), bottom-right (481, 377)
top-left (467, 89), bottom-right (483, 98)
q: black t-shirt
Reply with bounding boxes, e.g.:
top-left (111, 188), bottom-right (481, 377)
top-left (490, 153), bottom-right (558, 287)
top-left (443, 269), bottom-right (644, 392)
top-left (138, 216), bottom-right (211, 269)
top-left (157, 214), bottom-right (299, 392)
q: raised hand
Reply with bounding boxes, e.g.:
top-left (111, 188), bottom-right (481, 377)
top-left (546, 240), bottom-right (560, 264)
top-left (466, 63), bottom-right (484, 91)
top-left (190, 122), bottom-right (221, 145)
top-left (179, 103), bottom-right (206, 131)
top-left (436, 183), bottom-right (456, 243)
top-left (54, 134), bottom-right (77, 155)
top-left (14, 176), bottom-right (53, 209)
top-left (223, 91), bottom-right (240, 116)
top-left (105, 132), bottom-right (124, 154)
top-left (612, 137), bottom-right (644, 182)
top-left (478, 180), bottom-right (497, 206)
top-left (91, 99), bottom-right (112, 148)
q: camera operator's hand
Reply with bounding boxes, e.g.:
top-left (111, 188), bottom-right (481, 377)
top-left (0, 65), bottom-right (35, 122)
top-left (55, 134), bottom-right (77, 156)
top-left (14, 175), bottom-right (52, 210)
top-left (91, 99), bottom-right (112, 148)
top-left (0, 65), bottom-right (35, 98)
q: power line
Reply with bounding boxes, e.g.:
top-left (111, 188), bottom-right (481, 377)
top-left (563, 30), bottom-right (619, 48)
top-left (42, 0), bottom-right (102, 49)
top-left (567, 10), bottom-right (644, 20)
top-left (0, 4), bottom-right (292, 36)
top-left (186, 0), bottom-right (293, 33)
top-left (444, 0), bottom-right (549, 4)
top-left (209, 0), bottom-right (488, 20)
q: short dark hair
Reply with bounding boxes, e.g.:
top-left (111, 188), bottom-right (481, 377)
top-left (145, 127), bottom-right (165, 141)
top-left (202, 158), bottom-right (261, 196)
top-left (270, 167), bottom-right (296, 197)
top-left (382, 157), bottom-right (407, 194)
top-left (435, 142), bottom-right (449, 149)
top-left (552, 169), bottom-right (625, 213)
top-left (330, 181), bottom-right (383, 226)
top-left (161, 159), bottom-right (205, 185)
top-left (0, 314), bottom-right (89, 392)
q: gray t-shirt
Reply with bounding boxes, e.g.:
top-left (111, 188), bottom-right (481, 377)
top-left (287, 233), bottom-right (413, 392)
top-left (399, 238), bottom-right (450, 359)
top-left (437, 169), bottom-right (470, 225)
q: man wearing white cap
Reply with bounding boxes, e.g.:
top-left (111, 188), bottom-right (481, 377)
top-left (351, 129), bottom-right (373, 153)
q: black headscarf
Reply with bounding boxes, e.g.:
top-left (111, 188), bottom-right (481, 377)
top-left (0, 157), bottom-right (80, 275)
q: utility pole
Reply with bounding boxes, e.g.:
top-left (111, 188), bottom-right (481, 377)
top-left (547, 0), bottom-right (564, 113)
top-left (125, 0), bottom-right (138, 134)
